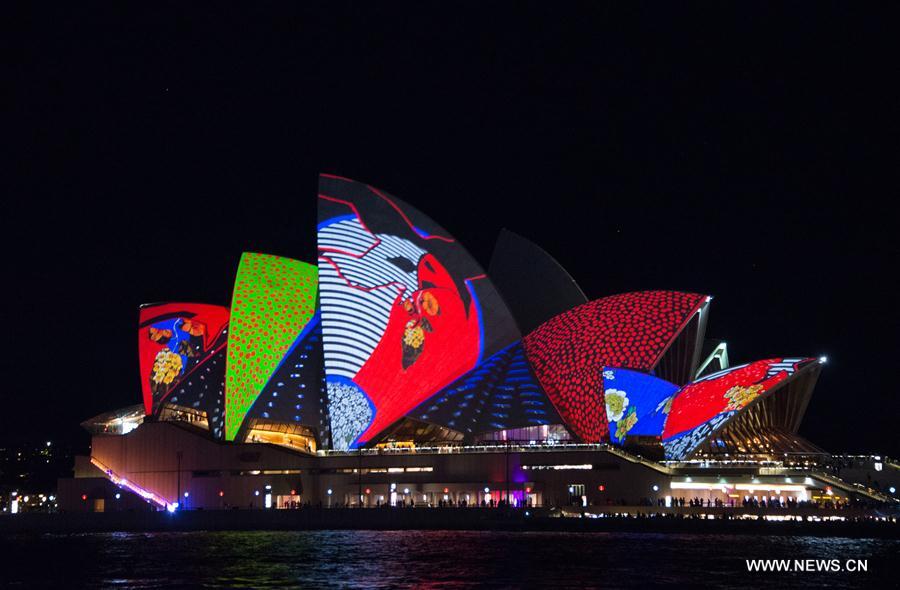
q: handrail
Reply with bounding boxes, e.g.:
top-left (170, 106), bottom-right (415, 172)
top-left (806, 469), bottom-right (895, 503)
top-left (319, 441), bottom-right (618, 457)
top-left (601, 445), bottom-right (673, 475)
top-left (317, 441), bottom-right (675, 474)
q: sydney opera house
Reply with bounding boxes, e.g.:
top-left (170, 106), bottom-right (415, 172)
top-left (57, 175), bottom-right (889, 513)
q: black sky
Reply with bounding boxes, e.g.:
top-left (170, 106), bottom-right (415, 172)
top-left (5, 4), bottom-right (898, 455)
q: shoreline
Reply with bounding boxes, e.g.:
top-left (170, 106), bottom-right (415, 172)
top-left (2, 508), bottom-right (897, 539)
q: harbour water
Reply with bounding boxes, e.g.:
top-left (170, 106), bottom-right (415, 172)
top-left (0, 530), bottom-right (896, 588)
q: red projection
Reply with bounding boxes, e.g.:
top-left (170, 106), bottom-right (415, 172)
top-left (523, 291), bottom-right (707, 442)
top-left (317, 174), bottom-right (523, 449)
top-left (138, 303), bottom-right (230, 416)
top-left (662, 358), bottom-right (809, 440)
top-left (354, 253), bottom-right (481, 443)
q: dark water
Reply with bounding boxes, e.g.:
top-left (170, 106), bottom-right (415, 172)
top-left (0, 530), bottom-right (896, 588)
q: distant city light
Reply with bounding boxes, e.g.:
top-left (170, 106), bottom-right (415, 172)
top-left (327, 489), bottom-right (333, 495)
top-left (484, 487), bottom-right (490, 493)
top-left (46, 441), bottom-right (52, 447)
top-left (652, 485), bottom-right (660, 492)
top-left (890, 487), bottom-right (896, 494)
top-left (819, 356), bottom-right (828, 363)
top-left (167, 502), bottom-right (178, 513)
top-left (254, 490), bottom-right (260, 496)
top-left (115, 493), bottom-right (121, 499)
top-left (184, 492), bottom-right (190, 498)
top-left (218, 491), bottom-right (224, 497)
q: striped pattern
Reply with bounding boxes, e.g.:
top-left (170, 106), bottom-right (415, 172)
top-left (765, 358), bottom-right (805, 378)
top-left (318, 216), bottom-right (426, 378)
top-left (692, 357), bottom-right (804, 384)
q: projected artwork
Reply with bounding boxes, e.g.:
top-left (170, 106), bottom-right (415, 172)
top-left (224, 253), bottom-right (318, 440)
top-left (523, 291), bottom-right (707, 443)
top-left (166, 348), bottom-right (227, 439)
top-left (241, 313), bottom-right (329, 446)
top-left (662, 358), bottom-right (813, 459)
top-left (317, 174), bottom-right (519, 449)
top-left (600, 367), bottom-right (679, 444)
top-left (409, 342), bottom-right (562, 439)
top-left (138, 302), bottom-right (229, 416)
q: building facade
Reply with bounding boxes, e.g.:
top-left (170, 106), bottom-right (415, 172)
top-left (57, 174), bottom-right (895, 513)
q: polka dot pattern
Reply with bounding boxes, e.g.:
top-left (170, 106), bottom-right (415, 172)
top-left (523, 291), bottom-right (707, 442)
top-left (225, 253), bottom-right (318, 440)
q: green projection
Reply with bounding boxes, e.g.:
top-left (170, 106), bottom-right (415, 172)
top-left (225, 252), bottom-right (317, 440)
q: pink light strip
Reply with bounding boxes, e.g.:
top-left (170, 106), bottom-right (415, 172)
top-left (90, 456), bottom-right (170, 509)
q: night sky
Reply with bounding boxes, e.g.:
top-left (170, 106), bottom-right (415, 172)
top-left (6, 5), bottom-right (898, 455)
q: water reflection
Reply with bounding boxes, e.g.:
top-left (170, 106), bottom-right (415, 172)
top-left (0, 531), bottom-right (895, 588)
